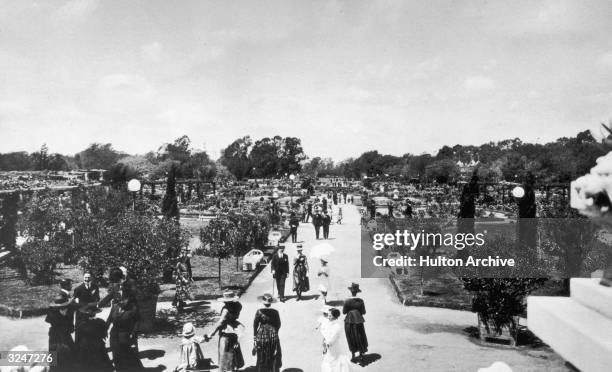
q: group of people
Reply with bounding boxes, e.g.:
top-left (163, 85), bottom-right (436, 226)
top-left (45, 268), bottom-right (142, 372)
top-left (175, 282), bottom-right (368, 372)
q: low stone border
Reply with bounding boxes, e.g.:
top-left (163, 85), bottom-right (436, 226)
top-left (387, 274), bottom-right (471, 311)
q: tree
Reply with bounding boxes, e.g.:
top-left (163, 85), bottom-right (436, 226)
top-left (250, 137), bottom-right (281, 177)
top-left (0, 152), bottom-right (33, 170)
top-left (425, 159), bottom-right (459, 183)
top-left (200, 218), bottom-right (235, 287)
top-left (76, 143), bottom-right (122, 169)
top-left (31, 144), bottom-right (49, 170)
top-left (302, 157), bottom-right (322, 178)
top-left (116, 155), bottom-right (156, 178)
top-left (47, 154), bottom-right (70, 171)
top-left (278, 136), bottom-right (307, 175)
top-left (220, 136), bottom-right (253, 179)
top-left (161, 165), bottom-right (179, 220)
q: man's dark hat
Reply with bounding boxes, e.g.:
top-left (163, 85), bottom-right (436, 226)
top-left (79, 303), bottom-right (102, 316)
top-left (50, 294), bottom-right (71, 308)
top-left (348, 282), bottom-right (362, 293)
top-left (59, 278), bottom-right (72, 287)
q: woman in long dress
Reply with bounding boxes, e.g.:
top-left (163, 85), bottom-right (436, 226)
top-left (317, 259), bottom-right (331, 304)
top-left (46, 295), bottom-right (77, 372)
top-left (292, 245), bottom-right (310, 301)
top-left (173, 258), bottom-right (192, 313)
top-left (253, 293), bottom-right (282, 372)
top-left (320, 308), bottom-right (352, 372)
top-left (342, 283), bottom-right (368, 363)
top-left (75, 304), bottom-right (114, 372)
top-left (215, 291), bottom-right (245, 372)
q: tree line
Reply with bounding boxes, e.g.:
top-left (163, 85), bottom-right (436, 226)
top-left (0, 129), bottom-right (608, 184)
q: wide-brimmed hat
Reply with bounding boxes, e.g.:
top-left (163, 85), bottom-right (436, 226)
top-left (348, 282), bottom-right (362, 293)
top-left (181, 322), bottom-right (196, 337)
top-left (320, 305), bottom-right (333, 314)
top-left (79, 303), bottom-right (102, 316)
top-left (49, 294), bottom-right (71, 308)
top-left (296, 245), bottom-right (303, 251)
top-left (217, 290), bottom-right (239, 302)
top-left (257, 293), bottom-right (277, 305)
top-left (59, 278), bottom-right (72, 287)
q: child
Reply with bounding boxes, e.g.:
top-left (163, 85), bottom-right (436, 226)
top-left (315, 306), bottom-right (333, 355)
top-left (336, 207), bottom-right (343, 225)
top-left (174, 322), bottom-right (210, 372)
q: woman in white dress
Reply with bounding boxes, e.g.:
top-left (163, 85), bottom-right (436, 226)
top-left (317, 259), bottom-right (331, 304)
top-left (320, 308), bottom-right (352, 372)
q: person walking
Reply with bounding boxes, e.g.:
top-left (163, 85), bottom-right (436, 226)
top-left (270, 246), bottom-right (289, 302)
top-left (313, 212), bottom-right (323, 240)
top-left (343, 283), bottom-right (368, 364)
top-left (253, 293), bottom-right (282, 372)
top-left (317, 259), bottom-right (331, 305)
top-left (214, 291), bottom-right (245, 372)
top-left (292, 245), bottom-right (310, 301)
top-left (173, 252), bottom-right (193, 313)
top-left (75, 304), bottom-right (114, 372)
top-left (73, 272), bottom-right (100, 347)
top-left (174, 322), bottom-right (210, 372)
top-left (304, 202), bottom-right (313, 223)
top-left (320, 308), bottom-right (352, 372)
top-left (289, 213), bottom-right (300, 243)
top-left (46, 295), bottom-right (77, 372)
top-left (107, 297), bottom-right (143, 371)
top-left (322, 211), bottom-right (331, 240)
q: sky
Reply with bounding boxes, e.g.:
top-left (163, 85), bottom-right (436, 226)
top-left (1, 0), bottom-right (611, 161)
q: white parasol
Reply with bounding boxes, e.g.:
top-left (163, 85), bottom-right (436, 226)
top-left (310, 242), bottom-right (335, 259)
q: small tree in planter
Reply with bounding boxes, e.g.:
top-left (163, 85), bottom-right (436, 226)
top-left (456, 234), bottom-right (548, 345)
top-left (200, 218), bottom-right (235, 287)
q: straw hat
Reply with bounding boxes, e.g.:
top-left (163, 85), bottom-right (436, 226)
top-left (296, 245), bottom-right (304, 251)
top-left (49, 294), bottom-right (71, 308)
top-left (217, 290), bottom-right (239, 302)
top-left (181, 322), bottom-right (196, 337)
top-left (257, 293), bottom-right (277, 305)
top-left (320, 305), bottom-right (333, 314)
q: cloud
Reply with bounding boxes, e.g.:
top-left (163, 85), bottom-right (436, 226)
top-left (598, 52), bottom-right (612, 68)
top-left (464, 76), bottom-right (495, 95)
top-left (411, 57), bottom-right (442, 80)
top-left (141, 42), bottom-right (163, 63)
top-left (53, 0), bottom-right (99, 22)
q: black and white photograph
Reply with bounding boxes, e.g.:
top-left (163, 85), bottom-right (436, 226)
top-left (1, 1), bottom-right (612, 371)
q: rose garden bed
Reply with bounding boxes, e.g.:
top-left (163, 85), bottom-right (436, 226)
top-left (0, 255), bottom-right (261, 318)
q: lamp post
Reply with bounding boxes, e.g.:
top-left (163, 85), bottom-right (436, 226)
top-left (127, 178), bottom-right (141, 211)
top-left (289, 174), bottom-right (296, 203)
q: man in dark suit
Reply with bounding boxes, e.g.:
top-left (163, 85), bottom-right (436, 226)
top-left (313, 211), bottom-right (323, 240)
top-left (73, 272), bottom-right (100, 345)
top-left (304, 202), bottom-right (313, 223)
top-left (322, 210), bottom-right (332, 239)
top-left (270, 246), bottom-right (289, 302)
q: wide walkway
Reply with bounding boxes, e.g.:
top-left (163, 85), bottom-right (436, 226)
top-left (0, 204), bottom-right (569, 371)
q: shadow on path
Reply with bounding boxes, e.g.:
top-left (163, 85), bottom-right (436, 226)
top-left (356, 353), bottom-right (381, 367)
top-left (139, 349), bottom-right (165, 360)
